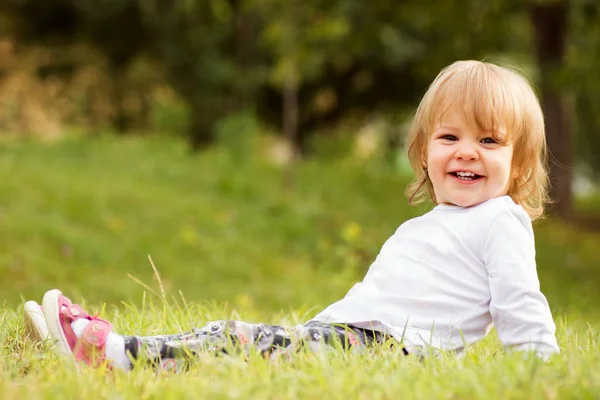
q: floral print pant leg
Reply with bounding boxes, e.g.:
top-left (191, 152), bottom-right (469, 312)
top-left (122, 320), bottom-right (391, 370)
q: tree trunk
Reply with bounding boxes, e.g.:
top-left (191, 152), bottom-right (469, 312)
top-left (530, 1), bottom-right (572, 219)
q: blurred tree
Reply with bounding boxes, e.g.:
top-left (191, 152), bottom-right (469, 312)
top-left (136, 0), bottom-right (265, 149)
top-left (1, 0), bottom-right (154, 132)
top-left (530, 0), bottom-right (572, 219)
top-left (251, 0), bottom-right (354, 158)
top-left (73, 0), bottom-right (155, 132)
top-left (569, 0), bottom-right (600, 181)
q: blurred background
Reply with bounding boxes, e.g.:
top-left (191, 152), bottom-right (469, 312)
top-left (0, 0), bottom-right (598, 320)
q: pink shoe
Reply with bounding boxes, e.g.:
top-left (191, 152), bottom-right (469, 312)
top-left (42, 289), bottom-right (112, 367)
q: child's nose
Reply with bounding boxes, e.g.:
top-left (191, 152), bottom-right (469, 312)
top-left (454, 142), bottom-right (479, 161)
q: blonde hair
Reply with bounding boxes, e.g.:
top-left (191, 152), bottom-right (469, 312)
top-left (405, 60), bottom-right (549, 220)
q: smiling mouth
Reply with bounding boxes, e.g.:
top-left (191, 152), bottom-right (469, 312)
top-left (449, 172), bottom-right (483, 181)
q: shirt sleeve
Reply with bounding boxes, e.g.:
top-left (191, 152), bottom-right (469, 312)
top-left (484, 205), bottom-right (560, 358)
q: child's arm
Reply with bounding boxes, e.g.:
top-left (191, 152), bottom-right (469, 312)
top-left (484, 205), bottom-right (560, 359)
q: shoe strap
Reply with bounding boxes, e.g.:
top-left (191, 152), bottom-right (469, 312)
top-left (75, 318), bottom-right (112, 367)
top-left (62, 303), bottom-right (90, 321)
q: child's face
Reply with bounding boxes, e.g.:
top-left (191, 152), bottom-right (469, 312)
top-left (426, 105), bottom-right (514, 207)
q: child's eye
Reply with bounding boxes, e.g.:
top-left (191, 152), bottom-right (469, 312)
top-left (439, 134), bottom-right (458, 141)
top-left (480, 137), bottom-right (498, 144)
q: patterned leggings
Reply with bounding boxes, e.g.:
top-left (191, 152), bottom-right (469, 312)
top-left (122, 320), bottom-right (400, 370)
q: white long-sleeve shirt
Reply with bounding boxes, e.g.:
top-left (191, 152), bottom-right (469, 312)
top-left (311, 196), bottom-right (559, 357)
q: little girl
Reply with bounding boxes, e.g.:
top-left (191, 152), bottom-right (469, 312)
top-left (25, 60), bottom-right (560, 370)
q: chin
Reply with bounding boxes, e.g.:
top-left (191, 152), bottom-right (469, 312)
top-left (448, 197), bottom-right (484, 208)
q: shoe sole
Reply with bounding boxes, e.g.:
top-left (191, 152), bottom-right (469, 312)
top-left (23, 301), bottom-right (49, 341)
top-left (42, 289), bottom-right (74, 357)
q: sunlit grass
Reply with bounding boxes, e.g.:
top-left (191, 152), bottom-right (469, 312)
top-left (1, 297), bottom-right (599, 399)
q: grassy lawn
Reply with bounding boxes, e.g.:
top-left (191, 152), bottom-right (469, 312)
top-left (1, 135), bottom-right (599, 398)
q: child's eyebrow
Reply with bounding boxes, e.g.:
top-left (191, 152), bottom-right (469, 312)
top-left (482, 127), bottom-right (508, 136)
top-left (434, 124), bottom-right (460, 131)
top-left (490, 131), bottom-right (509, 142)
top-left (435, 124), bottom-right (507, 137)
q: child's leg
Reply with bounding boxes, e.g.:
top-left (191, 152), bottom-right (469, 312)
top-left (123, 320), bottom-right (294, 369)
top-left (42, 289), bottom-right (296, 370)
top-left (123, 320), bottom-right (390, 367)
top-left (43, 289), bottom-right (396, 372)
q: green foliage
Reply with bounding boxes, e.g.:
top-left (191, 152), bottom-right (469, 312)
top-left (214, 109), bottom-right (261, 159)
top-left (255, 0), bottom-right (352, 86)
top-left (151, 95), bottom-right (191, 135)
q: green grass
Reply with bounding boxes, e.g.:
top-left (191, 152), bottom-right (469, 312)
top-left (0, 134), bottom-right (427, 311)
top-left (1, 134), bottom-right (600, 398)
top-left (2, 301), bottom-right (599, 398)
